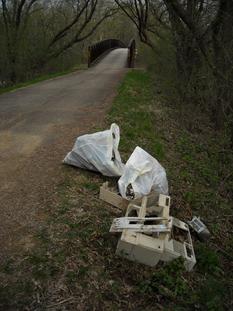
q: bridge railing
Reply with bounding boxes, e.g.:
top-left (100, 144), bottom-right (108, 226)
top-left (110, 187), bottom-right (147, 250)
top-left (88, 38), bottom-right (136, 68)
top-left (88, 39), bottom-right (126, 67)
top-left (128, 39), bottom-right (136, 68)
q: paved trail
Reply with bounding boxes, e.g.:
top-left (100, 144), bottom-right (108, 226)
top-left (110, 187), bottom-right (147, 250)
top-left (0, 48), bottom-right (128, 259)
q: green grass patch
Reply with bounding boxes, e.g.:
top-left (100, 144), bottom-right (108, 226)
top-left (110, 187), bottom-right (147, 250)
top-left (196, 244), bottom-right (221, 275)
top-left (108, 70), bottom-right (165, 161)
top-left (108, 69), bottom-right (232, 310)
top-left (138, 259), bottom-right (189, 298)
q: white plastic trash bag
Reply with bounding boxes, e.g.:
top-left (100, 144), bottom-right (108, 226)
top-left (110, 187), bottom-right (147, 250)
top-left (63, 123), bottom-right (125, 177)
top-left (118, 146), bottom-right (168, 199)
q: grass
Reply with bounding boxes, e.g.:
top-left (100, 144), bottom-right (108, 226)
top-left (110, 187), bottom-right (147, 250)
top-left (0, 70), bottom-right (232, 310)
top-left (107, 70), bottom-right (165, 161)
top-left (0, 64), bottom-right (87, 95)
top-left (108, 70), bottom-right (233, 310)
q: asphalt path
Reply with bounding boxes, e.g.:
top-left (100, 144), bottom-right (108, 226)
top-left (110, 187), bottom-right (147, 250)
top-left (0, 48), bottom-right (128, 184)
top-left (0, 48), bottom-right (128, 258)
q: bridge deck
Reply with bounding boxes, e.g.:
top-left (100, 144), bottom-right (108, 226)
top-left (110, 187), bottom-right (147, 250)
top-left (92, 48), bottom-right (128, 70)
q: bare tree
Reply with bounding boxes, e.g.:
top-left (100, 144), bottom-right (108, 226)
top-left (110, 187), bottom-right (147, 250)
top-left (45, 0), bottom-right (115, 61)
top-left (163, 0), bottom-right (233, 133)
top-left (114, 0), bottom-right (169, 53)
top-left (0, 0), bottom-right (115, 83)
top-left (115, 0), bottom-right (233, 141)
top-left (1, 0), bottom-right (40, 82)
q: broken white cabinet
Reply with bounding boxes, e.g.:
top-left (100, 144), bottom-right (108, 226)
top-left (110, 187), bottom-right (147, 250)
top-left (160, 217), bottom-right (196, 271)
top-left (116, 194), bottom-right (170, 267)
top-left (117, 230), bottom-right (164, 266)
top-left (114, 194), bottom-right (196, 271)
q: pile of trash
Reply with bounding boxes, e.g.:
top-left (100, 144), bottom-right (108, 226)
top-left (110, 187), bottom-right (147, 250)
top-left (64, 124), bottom-right (209, 271)
top-left (63, 123), bottom-right (168, 199)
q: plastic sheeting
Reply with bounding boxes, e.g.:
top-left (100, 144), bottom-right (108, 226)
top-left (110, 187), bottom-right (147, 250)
top-left (63, 123), bottom-right (125, 177)
top-left (118, 146), bottom-right (168, 199)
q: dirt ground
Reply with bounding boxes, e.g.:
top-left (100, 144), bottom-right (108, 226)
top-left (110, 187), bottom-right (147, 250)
top-left (0, 102), bottom-right (111, 261)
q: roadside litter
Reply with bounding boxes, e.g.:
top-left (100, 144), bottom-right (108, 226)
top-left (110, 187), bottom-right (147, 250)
top-left (63, 123), bottom-right (124, 177)
top-left (101, 188), bottom-right (196, 271)
top-left (188, 216), bottom-right (211, 241)
top-left (64, 124), bottom-right (196, 271)
top-left (118, 146), bottom-right (168, 199)
top-left (99, 181), bottom-right (159, 209)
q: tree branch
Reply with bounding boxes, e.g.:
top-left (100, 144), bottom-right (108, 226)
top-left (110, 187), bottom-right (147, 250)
top-left (47, 10), bottom-right (114, 60)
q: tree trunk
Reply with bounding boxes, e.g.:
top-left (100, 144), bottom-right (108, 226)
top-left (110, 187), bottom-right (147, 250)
top-left (212, 0), bottom-right (233, 131)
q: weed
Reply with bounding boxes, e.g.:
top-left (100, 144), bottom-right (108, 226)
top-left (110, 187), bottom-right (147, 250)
top-left (138, 259), bottom-right (189, 299)
top-left (81, 181), bottom-right (99, 192)
top-left (196, 244), bottom-right (221, 275)
top-left (0, 280), bottom-right (34, 308)
top-left (36, 228), bottom-right (51, 245)
top-left (65, 270), bottom-right (79, 284)
top-left (1, 259), bottom-right (14, 274)
top-left (197, 276), bottom-right (226, 311)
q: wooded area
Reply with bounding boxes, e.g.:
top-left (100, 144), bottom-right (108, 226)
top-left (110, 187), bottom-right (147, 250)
top-left (0, 0), bottom-right (114, 83)
top-left (115, 0), bottom-right (233, 144)
top-left (0, 0), bottom-right (232, 140)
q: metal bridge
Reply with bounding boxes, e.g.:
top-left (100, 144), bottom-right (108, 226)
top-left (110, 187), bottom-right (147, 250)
top-left (88, 38), bottom-right (136, 68)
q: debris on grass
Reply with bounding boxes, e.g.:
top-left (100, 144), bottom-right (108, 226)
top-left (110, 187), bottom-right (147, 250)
top-left (99, 181), bottom-right (159, 210)
top-left (118, 146), bottom-right (168, 199)
top-left (64, 125), bottom-right (168, 200)
top-left (188, 216), bottom-right (211, 241)
top-left (63, 123), bottom-right (124, 177)
top-left (107, 193), bottom-right (196, 271)
top-left (65, 122), bottom-right (196, 271)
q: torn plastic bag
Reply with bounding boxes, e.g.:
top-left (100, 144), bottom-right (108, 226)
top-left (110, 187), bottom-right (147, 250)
top-left (63, 123), bottom-right (125, 177)
top-left (118, 146), bottom-right (168, 199)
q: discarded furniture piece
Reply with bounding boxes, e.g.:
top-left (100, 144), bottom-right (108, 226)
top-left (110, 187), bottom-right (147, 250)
top-left (117, 229), bottom-right (165, 267)
top-left (99, 182), bottom-right (159, 210)
top-left (161, 217), bottom-right (196, 271)
top-left (110, 217), bottom-right (171, 233)
top-left (110, 195), bottom-right (171, 233)
top-left (188, 216), bottom-right (211, 241)
top-left (113, 195), bottom-right (196, 271)
top-left (100, 182), bottom-right (129, 209)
